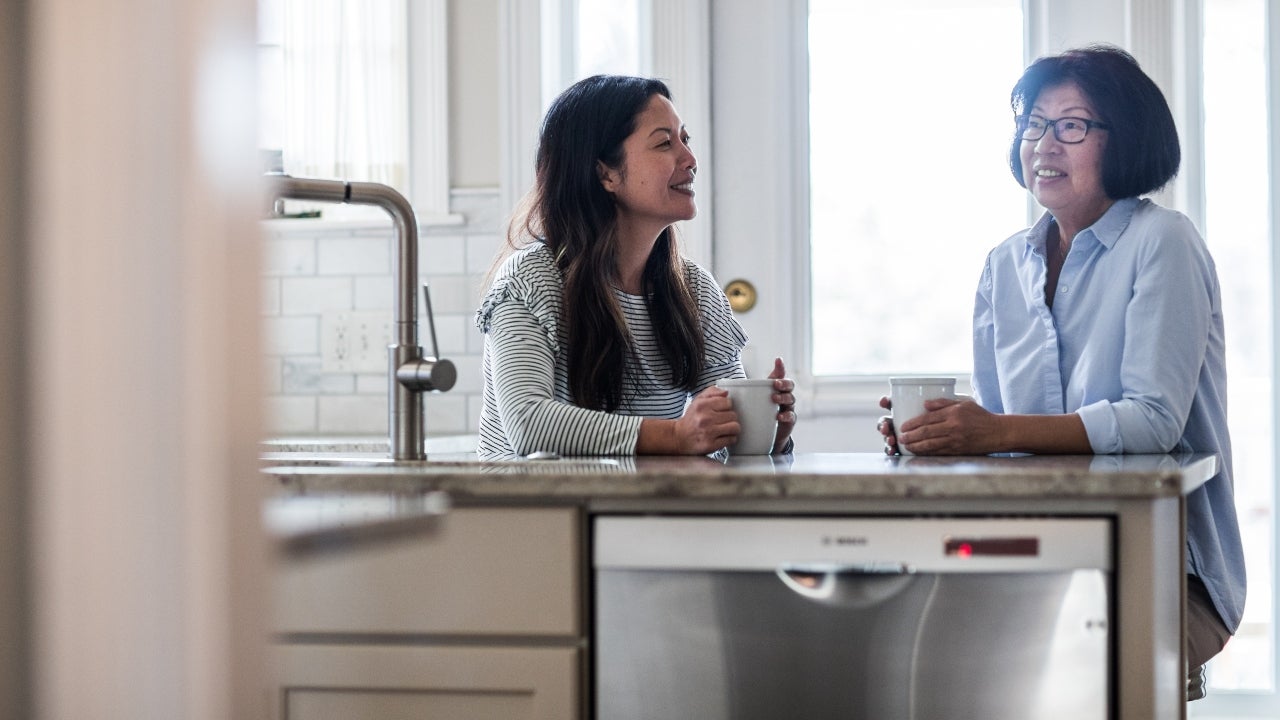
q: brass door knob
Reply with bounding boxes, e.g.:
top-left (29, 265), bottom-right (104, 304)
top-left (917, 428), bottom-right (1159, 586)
top-left (724, 279), bottom-right (757, 313)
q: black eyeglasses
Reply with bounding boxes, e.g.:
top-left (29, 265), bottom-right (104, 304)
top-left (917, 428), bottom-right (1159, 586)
top-left (1015, 114), bottom-right (1111, 144)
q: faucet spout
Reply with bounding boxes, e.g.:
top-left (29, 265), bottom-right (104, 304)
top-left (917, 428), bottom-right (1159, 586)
top-left (266, 174), bottom-right (455, 460)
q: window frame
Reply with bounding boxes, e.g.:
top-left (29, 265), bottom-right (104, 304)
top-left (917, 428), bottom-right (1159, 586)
top-left (500, 0), bottom-right (714, 267)
top-left (259, 0), bottom-right (461, 229)
top-left (1192, 0), bottom-right (1280, 713)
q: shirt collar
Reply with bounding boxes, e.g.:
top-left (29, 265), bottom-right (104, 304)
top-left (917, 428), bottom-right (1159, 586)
top-left (1023, 197), bottom-right (1141, 256)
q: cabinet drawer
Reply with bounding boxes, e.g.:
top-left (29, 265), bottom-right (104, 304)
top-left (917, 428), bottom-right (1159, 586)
top-left (275, 644), bottom-right (577, 720)
top-left (275, 506), bottom-right (579, 636)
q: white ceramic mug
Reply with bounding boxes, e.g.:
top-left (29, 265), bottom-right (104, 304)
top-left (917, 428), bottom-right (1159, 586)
top-left (715, 378), bottom-right (779, 455)
top-left (888, 377), bottom-right (957, 456)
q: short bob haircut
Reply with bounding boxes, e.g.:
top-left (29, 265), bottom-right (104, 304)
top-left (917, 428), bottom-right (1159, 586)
top-left (1009, 44), bottom-right (1180, 199)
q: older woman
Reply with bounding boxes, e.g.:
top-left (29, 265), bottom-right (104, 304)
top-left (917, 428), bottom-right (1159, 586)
top-left (476, 75), bottom-right (797, 460)
top-left (879, 45), bottom-right (1245, 681)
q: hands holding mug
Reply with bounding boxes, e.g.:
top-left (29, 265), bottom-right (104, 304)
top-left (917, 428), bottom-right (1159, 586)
top-left (876, 377), bottom-right (998, 456)
top-left (698, 357), bottom-right (796, 456)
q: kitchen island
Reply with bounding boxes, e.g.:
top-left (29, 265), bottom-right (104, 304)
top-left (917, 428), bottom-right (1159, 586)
top-left (263, 451), bottom-right (1215, 720)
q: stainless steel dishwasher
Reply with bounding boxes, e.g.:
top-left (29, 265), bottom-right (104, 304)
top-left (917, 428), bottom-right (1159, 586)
top-left (593, 515), bottom-right (1113, 720)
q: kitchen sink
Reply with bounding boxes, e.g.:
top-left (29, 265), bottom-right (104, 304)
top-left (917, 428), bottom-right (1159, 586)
top-left (260, 435), bottom-right (482, 469)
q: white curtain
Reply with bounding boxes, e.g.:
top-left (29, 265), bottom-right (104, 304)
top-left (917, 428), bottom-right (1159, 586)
top-left (282, 0), bottom-right (409, 192)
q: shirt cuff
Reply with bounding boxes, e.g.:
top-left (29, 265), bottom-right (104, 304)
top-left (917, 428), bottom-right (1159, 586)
top-left (1077, 399), bottom-right (1122, 454)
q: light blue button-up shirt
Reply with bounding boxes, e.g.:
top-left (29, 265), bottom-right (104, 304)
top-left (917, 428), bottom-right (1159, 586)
top-left (972, 197), bottom-right (1246, 632)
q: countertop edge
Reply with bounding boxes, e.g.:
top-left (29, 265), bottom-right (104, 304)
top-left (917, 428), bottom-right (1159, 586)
top-left (261, 452), bottom-right (1218, 503)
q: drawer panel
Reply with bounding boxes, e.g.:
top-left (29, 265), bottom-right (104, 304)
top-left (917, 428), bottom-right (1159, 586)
top-left (275, 506), bottom-right (579, 636)
top-left (276, 644), bottom-right (577, 720)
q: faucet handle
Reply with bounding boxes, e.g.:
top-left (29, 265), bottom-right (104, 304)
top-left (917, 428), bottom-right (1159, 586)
top-left (398, 282), bottom-right (455, 392)
top-left (422, 283), bottom-right (441, 360)
top-left (397, 356), bottom-right (457, 393)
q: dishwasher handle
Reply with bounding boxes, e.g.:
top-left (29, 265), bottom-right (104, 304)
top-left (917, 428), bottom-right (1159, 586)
top-left (782, 561), bottom-right (913, 576)
top-left (776, 562), bottom-right (918, 607)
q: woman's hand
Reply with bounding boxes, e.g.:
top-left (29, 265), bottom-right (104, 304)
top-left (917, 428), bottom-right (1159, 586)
top-left (768, 357), bottom-right (797, 453)
top-left (672, 385), bottom-right (741, 454)
top-left (876, 396), bottom-right (898, 455)
top-left (882, 397), bottom-right (1091, 456)
top-left (894, 397), bottom-right (1004, 455)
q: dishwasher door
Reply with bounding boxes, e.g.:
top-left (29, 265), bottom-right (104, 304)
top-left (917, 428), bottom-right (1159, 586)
top-left (593, 516), bottom-right (1112, 720)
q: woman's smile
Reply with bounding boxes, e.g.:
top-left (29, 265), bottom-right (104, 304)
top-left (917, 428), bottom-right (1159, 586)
top-left (1020, 81), bottom-right (1112, 235)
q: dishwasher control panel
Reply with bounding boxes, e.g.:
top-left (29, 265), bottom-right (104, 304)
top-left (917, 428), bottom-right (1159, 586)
top-left (593, 516), bottom-right (1112, 573)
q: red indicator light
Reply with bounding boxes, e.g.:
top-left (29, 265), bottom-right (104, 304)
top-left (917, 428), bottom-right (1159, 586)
top-left (944, 536), bottom-right (1039, 557)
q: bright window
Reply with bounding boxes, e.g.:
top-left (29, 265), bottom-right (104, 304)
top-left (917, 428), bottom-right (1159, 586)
top-left (807, 0), bottom-right (1025, 376)
top-left (1199, 0), bottom-right (1276, 699)
top-left (576, 0), bottom-right (644, 79)
top-left (258, 0), bottom-right (447, 222)
top-left (542, 0), bottom-right (645, 109)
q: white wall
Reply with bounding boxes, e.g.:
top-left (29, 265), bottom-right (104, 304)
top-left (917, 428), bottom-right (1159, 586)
top-left (449, 0), bottom-right (501, 189)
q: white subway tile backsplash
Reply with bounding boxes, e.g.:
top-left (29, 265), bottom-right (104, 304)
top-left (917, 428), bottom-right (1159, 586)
top-left (318, 395), bottom-right (386, 434)
top-left (421, 274), bottom-right (473, 315)
top-left (354, 276), bottom-right (394, 311)
top-left (262, 355), bottom-right (283, 395)
top-left (283, 358), bottom-right (357, 395)
top-left (424, 393), bottom-right (469, 435)
top-left (263, 316), bottom-right (319, 355)
top-left (263, 236), bottom-right (317, 276)
top-left (261, 278), bottom-right (281, 316)
top-left (467, 394), bottom-right (485, 434)
top-left (318, 236), bottom-right (391, 275)
top-left (264, 395), bottom-right (318, 433)
top-left (428, 313), bottom-right (468, 355)
top-left (420, 234), bottom-right (466, 275)
top-left (356, 373), bottom-right (386, 394)
top-left (466, 234), bottom-right (503, 275)
top-left (467, 322), bottom-right (486, 355)
top-left (448, 354), bottom-right (484, 395)
top-left (282, 277), bottom-right (354, 314)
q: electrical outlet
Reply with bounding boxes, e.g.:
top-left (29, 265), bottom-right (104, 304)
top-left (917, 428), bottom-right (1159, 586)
top-left (321, 311), bottom-right (392, 373)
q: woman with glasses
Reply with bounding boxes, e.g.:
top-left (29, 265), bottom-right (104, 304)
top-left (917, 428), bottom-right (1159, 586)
top-left (878, 45), bottom-right (1244, 685)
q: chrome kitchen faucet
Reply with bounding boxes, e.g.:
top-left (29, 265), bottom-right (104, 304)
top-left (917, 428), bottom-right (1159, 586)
top-left (266, 174), bottom-right (457, 460)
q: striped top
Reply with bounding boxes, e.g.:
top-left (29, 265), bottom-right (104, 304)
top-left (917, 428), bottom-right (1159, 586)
top-left (474, 242), bottom-right (748, 460)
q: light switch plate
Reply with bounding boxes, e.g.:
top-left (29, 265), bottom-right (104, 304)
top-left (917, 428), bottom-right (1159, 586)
top-left (321, 311), bottom-right (392, 373)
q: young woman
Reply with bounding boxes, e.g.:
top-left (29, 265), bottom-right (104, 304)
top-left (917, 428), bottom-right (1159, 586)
top-left (476, 75), bottom-right (796, 460)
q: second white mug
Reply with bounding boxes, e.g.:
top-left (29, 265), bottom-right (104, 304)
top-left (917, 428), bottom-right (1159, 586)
top-left (889, 377), bottom-right (957, 456)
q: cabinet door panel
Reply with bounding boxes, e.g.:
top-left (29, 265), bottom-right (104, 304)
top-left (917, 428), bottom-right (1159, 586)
top-left (277, 645), bottom-right (577, 720)
top-left (276, 507), bottom-right (579, 635)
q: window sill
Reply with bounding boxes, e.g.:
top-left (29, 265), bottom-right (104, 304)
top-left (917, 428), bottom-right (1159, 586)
top-left (802, 374), bottom-right (974, 418)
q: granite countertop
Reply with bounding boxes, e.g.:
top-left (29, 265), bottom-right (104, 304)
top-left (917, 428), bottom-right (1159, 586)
top-left (261, 451), bottom-right (1218, 503)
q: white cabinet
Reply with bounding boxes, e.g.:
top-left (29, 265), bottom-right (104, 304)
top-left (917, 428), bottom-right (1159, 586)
top-left (272, 506), bottom-right (581, 720)
top-left (276, 645), bottom-right (577, 720)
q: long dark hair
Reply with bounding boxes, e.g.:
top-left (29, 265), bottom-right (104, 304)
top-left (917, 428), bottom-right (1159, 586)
top-left (1009, 44), bottom-right (1180, 199)
top-left (506, 74), bottom-right (705, 411)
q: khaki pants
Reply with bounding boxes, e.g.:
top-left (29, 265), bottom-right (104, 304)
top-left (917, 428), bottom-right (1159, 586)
top-left (1187, 574), bottom-right (1232, 669)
